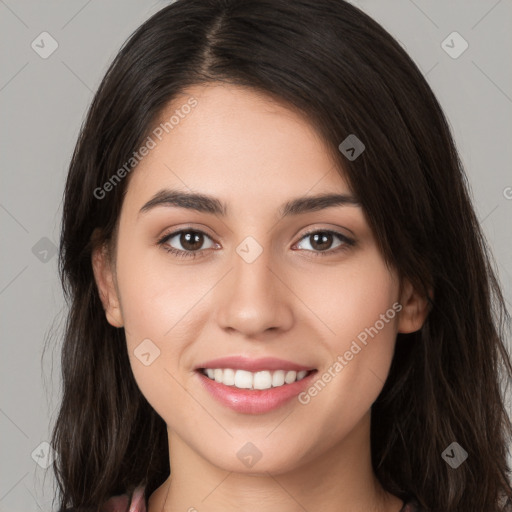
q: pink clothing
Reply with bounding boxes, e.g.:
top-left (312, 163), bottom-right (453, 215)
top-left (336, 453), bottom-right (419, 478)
top-left (101, 485), bottom-right (146, 512)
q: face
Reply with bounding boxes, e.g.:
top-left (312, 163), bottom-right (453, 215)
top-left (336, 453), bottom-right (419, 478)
top-left (93, 83), bottom-right (427, 475)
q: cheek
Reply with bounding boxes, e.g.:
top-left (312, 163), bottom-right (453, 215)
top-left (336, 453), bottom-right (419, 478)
top-left (113, 240), bottom-right (217, 416)
top-left (294, 252), bottom-right (399, 429)
top-left (115, 235), bottom-right (206, 341)
top-left (292, 247), bottom-right (398, 350)
top-left (331, 254), bottom-right (399, 378)
top-left (116, 262), bottom-right (200, 422)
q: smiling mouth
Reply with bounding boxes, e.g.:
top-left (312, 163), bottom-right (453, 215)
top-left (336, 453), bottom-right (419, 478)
top-left (197, 368), bottom-right (317, 390)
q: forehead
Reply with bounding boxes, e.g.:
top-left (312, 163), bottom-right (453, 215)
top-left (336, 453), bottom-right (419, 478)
top-left (123, 83), bottom-right (352, 214)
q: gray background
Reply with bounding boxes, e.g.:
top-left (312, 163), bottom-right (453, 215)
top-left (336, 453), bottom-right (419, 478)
top-left (1, 0), bottom-right (511, 510)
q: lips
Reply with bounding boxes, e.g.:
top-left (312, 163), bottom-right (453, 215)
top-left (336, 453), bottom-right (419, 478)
top-left (195, 355), bottom-right (315, 373)
top-left (196, 367), bottom-right (318, 414)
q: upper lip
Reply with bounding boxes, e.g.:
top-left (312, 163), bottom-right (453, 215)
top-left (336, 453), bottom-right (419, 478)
top-left (195, 356), bottom-right (315, 373)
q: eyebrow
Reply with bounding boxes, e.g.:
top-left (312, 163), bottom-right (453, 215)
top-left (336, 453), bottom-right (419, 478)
top-left (138, 188), bottom-right (360, 219)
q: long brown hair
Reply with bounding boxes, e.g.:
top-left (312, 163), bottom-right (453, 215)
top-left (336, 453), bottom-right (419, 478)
top-left (48, 1), bottom-right (512, 510)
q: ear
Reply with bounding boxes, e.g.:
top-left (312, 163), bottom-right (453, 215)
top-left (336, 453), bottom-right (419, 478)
top-left (397, 279), bottom-right (431, 334)
top-left (91, 243), bottom-right (124, 328)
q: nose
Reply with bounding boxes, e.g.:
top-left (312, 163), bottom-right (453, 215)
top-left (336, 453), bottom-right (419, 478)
top-left (214, 242), bottom-right (294, 338)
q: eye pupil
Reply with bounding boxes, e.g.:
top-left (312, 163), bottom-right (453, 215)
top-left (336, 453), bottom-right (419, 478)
top-left (181, 231), bottom-right (203, 250)
top-left (311, 232), bottom-right (332, 251)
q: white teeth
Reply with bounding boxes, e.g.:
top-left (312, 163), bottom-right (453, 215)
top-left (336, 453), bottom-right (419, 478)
top-left (234, 370), bottom-right (253, 389)
top-left (214, 369), bottom-right (223, 383)
top-left (284, 370), bottom-right (297, 384)
top-left (222, 368), bottom-right (235, 386)
top-left (272, 370), bottom-right (285, 387)
top-left (201, 368), bottom-right (311, 389)
top-left (253, 371), bottom-right (272, 390)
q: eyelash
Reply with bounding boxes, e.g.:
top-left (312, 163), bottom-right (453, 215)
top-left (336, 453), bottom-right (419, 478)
top-left (157, 228), bottom-right (355, 260)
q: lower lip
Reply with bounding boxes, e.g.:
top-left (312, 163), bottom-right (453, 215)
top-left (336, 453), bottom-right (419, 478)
top-left (195, 369), bottom-right (318, 414)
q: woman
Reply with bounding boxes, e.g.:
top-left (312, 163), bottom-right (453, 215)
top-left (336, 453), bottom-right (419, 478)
top-left (50, 0), bottom-right (512, 511)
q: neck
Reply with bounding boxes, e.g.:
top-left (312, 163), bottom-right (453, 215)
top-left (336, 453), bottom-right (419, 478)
top-left (148, 412), bottom-right (403, 512)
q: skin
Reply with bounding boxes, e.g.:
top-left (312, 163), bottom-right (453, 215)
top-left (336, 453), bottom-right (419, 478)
top-left (92, 83), bottom-right (429, 512)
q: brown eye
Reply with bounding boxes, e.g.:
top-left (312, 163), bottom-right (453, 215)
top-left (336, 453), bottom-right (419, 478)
top-left (295, 229), bottom-right (355, 256)
top-left (308, 232), bottom-right (335, 251)
top-left (158, 229), bottom-right (217, 259)
top-left (179, 231), bottom-right (205, 251)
